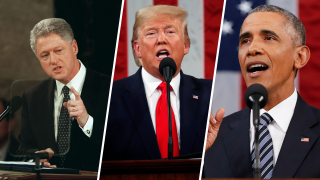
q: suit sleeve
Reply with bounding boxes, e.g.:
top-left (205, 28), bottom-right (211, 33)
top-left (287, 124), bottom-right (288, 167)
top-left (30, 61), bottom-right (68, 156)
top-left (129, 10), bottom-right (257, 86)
top-left (16, 91), bottom-right (40, 156)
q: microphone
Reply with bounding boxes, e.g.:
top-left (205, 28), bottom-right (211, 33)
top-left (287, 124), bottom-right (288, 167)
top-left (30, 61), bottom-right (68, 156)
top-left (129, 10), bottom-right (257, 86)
top-left (244, 83), bottom-right (268, 178)
top-left (244, 83), bottom-right (268, 109)
top-left (0, 96), bottom-right (22, 122)
top-left (159, 57), bottom-right (177, 83)
top-left (159, 57), bottom-right (177, 159)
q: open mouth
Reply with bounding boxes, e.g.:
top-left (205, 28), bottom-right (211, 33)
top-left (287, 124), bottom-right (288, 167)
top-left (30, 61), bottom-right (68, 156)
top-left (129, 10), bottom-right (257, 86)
top-left (54, 66), bottom-right (62, 71)
top-left (247, 64), bottom-right (268, 73)
top-left (156, 50), bottom-right (170, 59)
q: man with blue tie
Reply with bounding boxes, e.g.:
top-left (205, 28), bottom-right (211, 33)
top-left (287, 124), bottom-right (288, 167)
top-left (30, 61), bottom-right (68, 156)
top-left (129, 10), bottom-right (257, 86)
top-left (104, 5), bottom-right (212, 160)
top-left (204, 5), bottom-right (320, 178)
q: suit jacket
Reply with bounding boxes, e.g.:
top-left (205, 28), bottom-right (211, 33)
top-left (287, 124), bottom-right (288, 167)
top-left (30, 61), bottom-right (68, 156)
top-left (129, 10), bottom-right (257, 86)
top-left (203, 94), bottom-right (320, 178)
top-left (17, 68), bottom-right (110, 171)
top-left (103, 67), bottom-right (212, 160)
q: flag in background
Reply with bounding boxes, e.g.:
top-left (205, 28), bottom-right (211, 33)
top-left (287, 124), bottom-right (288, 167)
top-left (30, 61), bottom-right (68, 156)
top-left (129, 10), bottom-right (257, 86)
top-left (212, 0), bottom-right (320, 116)
top-left (113, 0), bottom-right (224, 81)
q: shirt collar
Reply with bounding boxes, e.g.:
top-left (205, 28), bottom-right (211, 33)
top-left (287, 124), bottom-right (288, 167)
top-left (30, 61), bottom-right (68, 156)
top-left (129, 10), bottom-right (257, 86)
top-left (141, 67), bottom-right (180, 98)
top-left (56, 60), bottom-right (86, 99)
top-left (250, 88), bottom-right (297, 133)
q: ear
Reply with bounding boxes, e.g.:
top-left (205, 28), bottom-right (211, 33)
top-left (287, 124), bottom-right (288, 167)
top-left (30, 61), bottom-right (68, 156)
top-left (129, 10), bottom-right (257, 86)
top-left (133, 41), bottom-right (142, 59)
top-left (72, 39), bottom-right (79, 55)
top-left (184, 39), bottom-right (190, 55)
top-left (294, 46), bottom-right (310, 69)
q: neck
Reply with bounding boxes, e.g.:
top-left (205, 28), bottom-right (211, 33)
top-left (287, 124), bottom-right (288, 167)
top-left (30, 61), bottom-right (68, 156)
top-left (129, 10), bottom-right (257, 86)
top-left (264, 84), bottom-right (295, 111)
top-left (61, 60), bottom-right (81, 85)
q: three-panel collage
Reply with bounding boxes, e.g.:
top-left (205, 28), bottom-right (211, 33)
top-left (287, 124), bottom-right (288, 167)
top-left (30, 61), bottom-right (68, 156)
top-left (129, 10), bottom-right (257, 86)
top-left (0, 0), bottom-right (319, 179)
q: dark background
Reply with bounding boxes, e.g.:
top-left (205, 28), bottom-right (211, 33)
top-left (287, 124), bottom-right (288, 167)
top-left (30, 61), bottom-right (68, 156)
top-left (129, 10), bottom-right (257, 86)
top-left (0, 0), bottom-right (122, 142)
top-left (55, 0), bottom-right (122, 76)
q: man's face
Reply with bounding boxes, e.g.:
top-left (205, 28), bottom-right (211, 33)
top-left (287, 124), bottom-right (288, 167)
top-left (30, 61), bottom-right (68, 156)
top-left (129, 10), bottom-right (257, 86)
top-left (239, 12), bottom-right (297, 96)
top-left (134, 16), bottom-right (189, 80)
top-left (36, 33), bottom-right (79, 84)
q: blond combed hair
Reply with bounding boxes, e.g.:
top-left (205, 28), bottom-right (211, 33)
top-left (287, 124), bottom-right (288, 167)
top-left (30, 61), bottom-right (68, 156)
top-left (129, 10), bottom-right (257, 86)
top-left (131, 5), bottom-right (190, 66)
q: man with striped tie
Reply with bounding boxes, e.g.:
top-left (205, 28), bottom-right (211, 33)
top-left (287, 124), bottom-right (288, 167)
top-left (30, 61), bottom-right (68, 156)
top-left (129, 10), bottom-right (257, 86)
top-left (204, 5), bottom-right (320, 178)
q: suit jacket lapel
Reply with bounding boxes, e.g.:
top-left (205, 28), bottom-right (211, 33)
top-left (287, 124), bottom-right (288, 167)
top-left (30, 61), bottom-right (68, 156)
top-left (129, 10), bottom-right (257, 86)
top-left (179, 71), bottom-right (202, 155)
top-left (273, 95), bottom-right (320, 178)
top-left (123, 68), bottom-right (161, 159)
top-left (223, 108), bottom-right (253, 177)
top-left (36, 79), bottom-right (58, 153)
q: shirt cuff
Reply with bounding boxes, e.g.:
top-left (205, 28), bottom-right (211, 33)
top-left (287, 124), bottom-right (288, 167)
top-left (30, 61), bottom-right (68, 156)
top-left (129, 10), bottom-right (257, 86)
top-left (79, 115), bottom-right (93, 138)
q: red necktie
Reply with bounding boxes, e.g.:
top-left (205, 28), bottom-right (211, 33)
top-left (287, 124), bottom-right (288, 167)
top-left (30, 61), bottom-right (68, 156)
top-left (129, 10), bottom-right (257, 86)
top-left (156, 82), bottom-right (179, 158)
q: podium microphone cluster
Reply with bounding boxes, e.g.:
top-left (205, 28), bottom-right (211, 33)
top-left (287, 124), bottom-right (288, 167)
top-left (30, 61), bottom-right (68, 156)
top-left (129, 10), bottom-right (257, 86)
top-left (0, 96), bottom-right (22, 122)
top-left (159, 57), bottom-right (177, 159)
top-left (244, 83), bottom-right (268, 178)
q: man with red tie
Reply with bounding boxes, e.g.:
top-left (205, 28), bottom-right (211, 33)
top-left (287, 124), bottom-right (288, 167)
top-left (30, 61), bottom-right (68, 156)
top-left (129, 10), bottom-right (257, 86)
top-left (104, 5), bottom-right (212, 160)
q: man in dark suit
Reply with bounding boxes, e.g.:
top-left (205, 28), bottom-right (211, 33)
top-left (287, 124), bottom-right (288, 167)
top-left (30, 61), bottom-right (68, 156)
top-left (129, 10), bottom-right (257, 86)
top-left (203, 5), bottom-right (320, 178)
top-left (17, 18), bottom-right (109, 171)
top-left (104, 5), bottom-right (212, 160)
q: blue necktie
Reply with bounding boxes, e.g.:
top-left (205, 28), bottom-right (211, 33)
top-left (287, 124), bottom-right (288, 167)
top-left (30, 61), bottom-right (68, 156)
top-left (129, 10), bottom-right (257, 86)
top-left (251, 112), bottom-right (274, 179)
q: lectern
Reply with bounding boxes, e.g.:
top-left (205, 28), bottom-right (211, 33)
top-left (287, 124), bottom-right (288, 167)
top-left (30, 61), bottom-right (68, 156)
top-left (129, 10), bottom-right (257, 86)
top-left (100, 159), bottom-right (201, 180)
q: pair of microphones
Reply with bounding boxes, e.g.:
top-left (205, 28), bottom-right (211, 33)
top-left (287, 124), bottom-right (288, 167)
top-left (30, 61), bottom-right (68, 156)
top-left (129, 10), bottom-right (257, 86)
top-left (159, 57), bottom-right (269, 166)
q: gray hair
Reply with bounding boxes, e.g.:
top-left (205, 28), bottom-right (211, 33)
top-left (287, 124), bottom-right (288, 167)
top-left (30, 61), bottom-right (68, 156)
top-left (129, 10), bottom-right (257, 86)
top-left (30, 18), bottom-right (74, 55)
top-left (249, 5), bottom-right (306, 46)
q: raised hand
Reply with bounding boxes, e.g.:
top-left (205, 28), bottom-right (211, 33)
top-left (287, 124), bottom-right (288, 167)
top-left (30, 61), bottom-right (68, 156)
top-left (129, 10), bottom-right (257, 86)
top-left (205, 108), bottom-right (225, 151)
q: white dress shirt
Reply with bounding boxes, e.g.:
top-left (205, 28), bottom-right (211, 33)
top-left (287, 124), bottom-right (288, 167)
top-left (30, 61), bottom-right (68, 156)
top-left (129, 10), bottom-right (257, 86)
top-left (54, 60), bottom-right (93, 141)
top-left (250, 88), bottom-right (297, 164)
top-left (141, 67), bottom-right (181, 146)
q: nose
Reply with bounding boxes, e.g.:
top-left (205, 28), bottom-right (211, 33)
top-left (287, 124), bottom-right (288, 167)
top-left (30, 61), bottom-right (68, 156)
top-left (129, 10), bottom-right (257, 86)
top-left (50, 53), bottom-right (58, 64)
top-left (157, 31), bottom-right (167, 45)
top-left (247, 39), bottom-right (264, 56)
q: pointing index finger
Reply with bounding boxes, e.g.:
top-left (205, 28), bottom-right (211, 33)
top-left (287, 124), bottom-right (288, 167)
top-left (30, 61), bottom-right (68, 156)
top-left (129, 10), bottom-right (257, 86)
top-left (70, 86), bottom-right (81, 101)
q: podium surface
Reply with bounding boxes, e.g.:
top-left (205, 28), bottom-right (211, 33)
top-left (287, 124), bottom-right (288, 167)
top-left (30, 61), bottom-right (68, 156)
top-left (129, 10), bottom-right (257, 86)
top-left (100, 159), bottom-right (201, 180)
top-left (0, 170), bottom-right (97, 180)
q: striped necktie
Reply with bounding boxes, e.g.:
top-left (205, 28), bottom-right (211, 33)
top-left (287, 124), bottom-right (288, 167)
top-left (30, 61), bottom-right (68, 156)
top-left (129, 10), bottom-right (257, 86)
top-left (251, 112), bottom-right (274, 179)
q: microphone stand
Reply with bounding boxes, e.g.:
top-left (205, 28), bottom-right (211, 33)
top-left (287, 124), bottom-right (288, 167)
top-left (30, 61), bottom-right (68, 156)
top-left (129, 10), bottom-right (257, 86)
top-left (166, 82), bottom-right (173, 159)
top-left (251, 95), bottom-right (261, 178)
top-left (163, 66), bottom-right (173, 159)
top-left (0, 106), bottom-right (10, 122)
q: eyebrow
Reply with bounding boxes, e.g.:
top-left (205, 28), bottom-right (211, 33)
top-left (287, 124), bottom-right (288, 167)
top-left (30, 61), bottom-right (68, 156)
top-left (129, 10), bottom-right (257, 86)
top-left (261, 29), bottom-right (280, 39)
top-left (144, 24), bottom-right (176, 32)
top-left (239, 32), bottom-right (250, 42)
top-left (239, 29), bottom-right (280, 42)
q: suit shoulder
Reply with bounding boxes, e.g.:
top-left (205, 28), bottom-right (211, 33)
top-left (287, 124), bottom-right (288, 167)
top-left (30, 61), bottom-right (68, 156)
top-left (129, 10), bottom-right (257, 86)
top-left (24, 78), bottom-right (53, 96)
top-left (111, 75), bottom-right (133, 92)
top-left (181, 73), bottom-right (212, 93)
top-left (224, 109), bottom-right (244, 121)
top-left (221, 108), bottom-right (250, 127)
top-left (183, 73), bottom-right (212, 85)
top-left (311, 106), bottom-right (320, 119)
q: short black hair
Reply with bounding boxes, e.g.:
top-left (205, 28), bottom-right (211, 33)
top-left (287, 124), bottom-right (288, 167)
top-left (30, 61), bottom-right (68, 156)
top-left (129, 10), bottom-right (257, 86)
top-left (250, 5), bottom-right (306, 46)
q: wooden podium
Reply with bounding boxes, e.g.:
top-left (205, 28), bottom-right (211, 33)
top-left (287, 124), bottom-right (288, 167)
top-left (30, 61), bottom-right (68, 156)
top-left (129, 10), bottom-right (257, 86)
top-left (100, 159), bottom-right (201, 180)
top-left (0, 170), bottom-right (97, 179)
